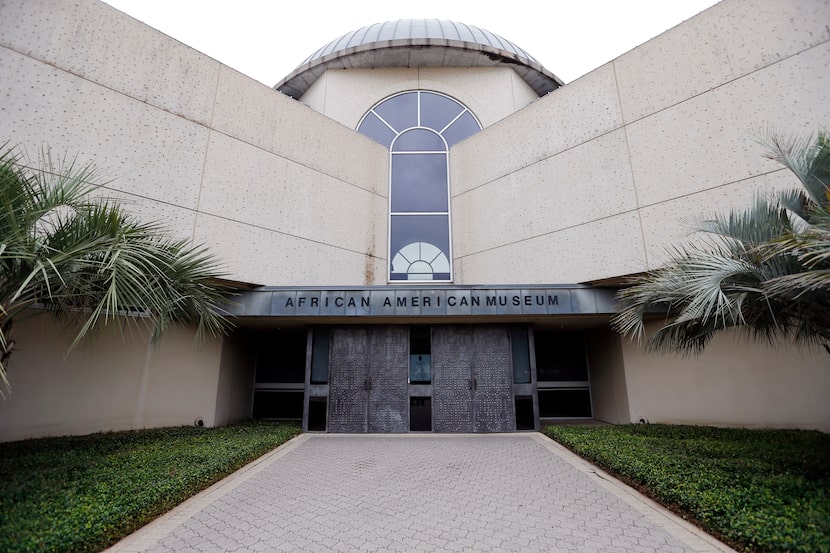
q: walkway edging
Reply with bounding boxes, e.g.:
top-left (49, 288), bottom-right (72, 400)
top-left (531, 433), bottom-right (737, 553)
top-left (104, 433), bottom-right (311, 552)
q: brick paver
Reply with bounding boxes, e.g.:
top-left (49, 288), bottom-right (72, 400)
top-left (108, 434), bottom-right (734, 553)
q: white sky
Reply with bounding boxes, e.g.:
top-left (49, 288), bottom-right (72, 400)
top-left (103, 0), bottom-right (719, 86)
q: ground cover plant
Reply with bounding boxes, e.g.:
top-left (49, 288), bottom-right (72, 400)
top-left (0, 421), bottom-right (301, 553)
top-left (545, 424), bottom-right (830, 553)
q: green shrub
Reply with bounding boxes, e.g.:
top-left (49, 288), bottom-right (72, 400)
top-left (0, 421), bottom-right (301, 553)
top-left (545, 424), bottom-right (830, 553)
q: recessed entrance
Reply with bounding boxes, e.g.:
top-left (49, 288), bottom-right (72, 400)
top-left (249, 323), bottom-right (596, 432)
top-left (322, 324), bottom-right (516, 433)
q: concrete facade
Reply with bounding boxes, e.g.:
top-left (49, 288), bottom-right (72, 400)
top-left (0, 0), bottom-right (828, 440)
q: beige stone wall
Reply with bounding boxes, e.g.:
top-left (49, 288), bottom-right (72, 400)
top-left (0, 0), bottom-right (828, 437)
top-left (0, 0), bottom-right (388, 287)
top-left (619, 325), bottom-right (830, 432)
top-left (213, 331), bottom-right (256, 427)
top-left (300, 67), bottom-right (539, 130)
top-left (452, 0), bottom-right (830, 285)
top-left (0, 313), bottom-right (224, 442)
top-left (586, 328), bottom-right (631, 424)
top-left (4, 1), bottom-right (826, 288)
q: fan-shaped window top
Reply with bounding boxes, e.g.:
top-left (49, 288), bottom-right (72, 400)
top-left (392, 129), bottom-right (446, 152)
top-left (392, 242), bottom-right (451, 281)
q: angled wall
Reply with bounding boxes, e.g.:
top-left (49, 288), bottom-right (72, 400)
top-left (0, 0), bottom-right (388, 287)
top-left (451, 0), bottom-right (830, 285)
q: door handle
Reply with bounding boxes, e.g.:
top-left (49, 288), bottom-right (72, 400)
top-left (364, 378), bottom-right (369, 391)
top-left (473, 378), bottom-right (478, 390)
top-left (468, 379), bottom-right (472, 391)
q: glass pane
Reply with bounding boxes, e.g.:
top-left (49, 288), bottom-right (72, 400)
top-left (511, 326), bottom-right (531, 384)
top-left (252, 390), bottom-right (304, 419)
top-left (409, 397), bottom-right (432, 431)
top-left (442, 111), bottom-right (481, 147)
top-left (310, 327), bottom-right (330, 384)
top-left (409, 326), bottom-right (431, 383)
top-left (514, 396), bottom-right (534, 430)
top-left (255, 329), bottom-right (306, 383)
top-left (538, 389), bottom-right (592, 418)
top-left (409, 354), bottom-right (431, 383)
top-left (392, 129), bottom-right (446, 151)
top-left (535, 331), bottom-right (589, 382)
top-left (389, 215), bottom-right (450, 281)
top-left (410, 326), bottom-right (431, 354)
top-left (374, 92), bottom-right (417, 132)
top-left (391, 153), bottom-right (448, 212)
top-left (357, 112), bottom-right (396, 147)
top-left (420, 92), bottom-right (464, 132)
top-left (307, 397), bottom-right (327, 431)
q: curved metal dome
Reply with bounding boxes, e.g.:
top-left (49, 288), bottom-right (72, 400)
top-left (275, 19), bottom-right (563, 99)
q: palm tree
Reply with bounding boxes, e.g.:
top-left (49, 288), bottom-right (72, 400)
top-left (612, 130), bottom-right (830, 355)
top-left (0, 147), bottom-right (232, 394)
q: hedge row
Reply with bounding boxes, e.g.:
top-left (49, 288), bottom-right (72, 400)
top-left (545, 424), bottom-right (830, 553)
top-left (0, 421), bottom-right (301, 553)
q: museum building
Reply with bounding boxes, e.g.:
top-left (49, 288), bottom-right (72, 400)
top-left (0, 0), bottom-right (828, 441)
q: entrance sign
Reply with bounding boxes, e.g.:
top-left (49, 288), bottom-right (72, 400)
top-left (228, 286), bottom-right (618, 318)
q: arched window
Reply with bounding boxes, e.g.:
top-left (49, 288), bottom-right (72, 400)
top-left (357, 91), bottom-right (481, 282)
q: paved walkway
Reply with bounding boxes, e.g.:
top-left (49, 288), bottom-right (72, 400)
top-left (107, 434), bottom-right (735, 553)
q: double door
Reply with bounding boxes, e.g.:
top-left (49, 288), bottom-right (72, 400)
top-left (432, 325), bottom-right (515, 432)
top-left (326, 324), bottom-right (515, 433)
top-left (327, 326), bottom-right (409, 432)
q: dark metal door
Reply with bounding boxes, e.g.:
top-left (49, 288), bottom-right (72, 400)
top-left (328, 327), bottom-right (369, 432)
top-left (368, 327), bottom-right (409, 432)
top-left (432, 326), bottom-right (474, 432)
top-left (472, 326), bottom-right (515, 432)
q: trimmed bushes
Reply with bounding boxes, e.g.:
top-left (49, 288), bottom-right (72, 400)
top-left (0, 421), bottom-right (301, 553)
top-left (545, 424), bottom-right (830, 553)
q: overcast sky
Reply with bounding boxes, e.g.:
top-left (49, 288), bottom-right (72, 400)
top-left (103, 0), bottom-right (720, 87)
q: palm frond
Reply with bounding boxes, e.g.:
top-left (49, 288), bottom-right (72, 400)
top-left (0, 146), bottom-right (233, 394)
top-left (757, 126), bottom-right (830, 209)
top-left (615, 128), bottom-right (830, 356)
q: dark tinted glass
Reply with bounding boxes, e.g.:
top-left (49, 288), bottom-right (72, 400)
top-left (515, 396), bottom-right (535, 430)
top-left (307, 397), bottom-right (327, 431)
top-left (538, 390), bottom-right (592, 418)
top-left (392, 129), bottom-right (446, 151)
top-left (310, 327), bottom-right (330, 384)
top-left (252, 390), bottom-right (304, 419)
top-left (420, 92), bottom-right (464, 131)
top-left (409, 326), bottom-right (431, 383)
top-left (255, 329), bottom-right (306, 383)
top-left (410, 397), bottom-right (432, 431)
top-left (390, 153), bottom-right (448, 212)
top-left (410, 326), bottom-right (431, 354)
top-left (357, 112), bottom-right (396, 147)
top-left (535, 331), bottom-right (588, 382)
top-left (374, 92), bottom-right (417, 132)
top-left (511, 326), bottom-right (531, 384)
top-left (442, 111), bottom-right (480, 147)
